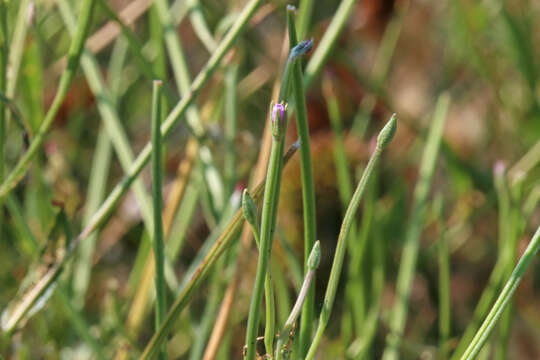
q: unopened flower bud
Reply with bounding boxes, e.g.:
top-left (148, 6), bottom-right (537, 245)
top-left (377, 113), bottom-right (397, 149)
top-left (242, 189), bottom-right (258, 230)
top-left (307, 240), bottom-right (321, 271)
top-left (271, 101), bottom-right (287, 139)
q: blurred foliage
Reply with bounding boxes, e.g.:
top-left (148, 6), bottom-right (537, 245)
top-left (1, 0), bottom-right (540, 359)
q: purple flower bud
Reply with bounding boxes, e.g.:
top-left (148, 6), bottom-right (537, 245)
top-left (272, 102), bottom-right (286, 125)
top-left (271, 102), bottom-right (287, 139)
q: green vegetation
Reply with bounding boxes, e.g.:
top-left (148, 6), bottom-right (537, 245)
top-left (2, 1), bottom-right (540, 359)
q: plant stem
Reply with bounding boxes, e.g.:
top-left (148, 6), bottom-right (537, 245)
top-left (306, 114), bottom-right (397, 360)
top-left (304, 0), bottom-right (358, 87)
top-left (243, 189), bottom-right (276, 356)
top-left (225, 64), bottom-right (239, 198)
top-left (459, 224), bottom-right (540, 360)
top-left (0, 0), bottom-right (8, 241)
top-left (275, 241), bottom-right (321, 360)
top-left (154, 0), bottom-right (225, 215)
top-left (244, 110), bottom-right (287, 360)
top-left (138, 140), bottom-right (300, 360)
top-left (436, 195), bottom-right (451, 360)
top-left (296, 0), bottom-right (314, 39)
top-left (151, 80), bottom-right (167, 360)
top-left (287, 9), bottom-right (317, 357)
top-left (382, 94), bottom-right (450, 360)
top-left (244, 38), bottom-right (313, 360)
top-left (0, 0), bottom-right (96, 200)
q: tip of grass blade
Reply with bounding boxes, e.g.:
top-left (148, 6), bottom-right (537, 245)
top-left (377, 113), bottom-right (397, 149)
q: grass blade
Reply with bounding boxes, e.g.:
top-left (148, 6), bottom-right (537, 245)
top-left (459, 225), bottom-right (540, 360)
top-left (151, 80), bottom-right (167, 359)
top-left (0, 0), bottom-right (97, 199)
top-left (382, 94), bottom-right (450, 360)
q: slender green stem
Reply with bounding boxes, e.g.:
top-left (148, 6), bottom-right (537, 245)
top-left (0, 0), bottom-right (96, 200)
top-left (187, 0), bottom-right (217, 53)
top-left (296, 0), bottom-right (314, 39)
top-left (304, 0), bottom-right (357, 87)
top-left (287, 9), bottom-right (318, 356)
top-left (57, 0), bottom-right (155, 238)
top-left (275, 241), bottom-right (321, 360)
top-left (436, 195), bottom-right (451, 360)
top-left (495, 185), bottom-right (522, 360)
top-left (138, 141), bottom-right (300, 360)
top-left (351, 5), bottom-right (406, 136)
top-left (0, 0), bottom-right (8, 240)
top-left (72, 126), bottom-right (112, 308)
top-left (225, 64), bottom-right (239, 197)
top-left (323, 74), bottom-right (365, 339)
top-left (243, 189), bottom-right (276, 355)
top-left (459, 224), bottom-right (540, 360)
top-left (6, 0), bottom-right (30, 106)
top-left (79, 0), bottom-right (260, 252)
top-left (154, 0), bottom-right (225, 215)
top-left (306, 115), bottom-right (397, 360)
top-left (151, 80), bottom-right (167, 360)
top-left (244, 38), bottom-right (313, 360)
top-left (382, 94), bottom-right (450, 360)
top-left (245, 109), bottom-right (287, 360)
top-left (450, 167), bottom-right (514, 360)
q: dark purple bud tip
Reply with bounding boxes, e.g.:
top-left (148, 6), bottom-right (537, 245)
top-left (290, 38), bottom-right (314, 59)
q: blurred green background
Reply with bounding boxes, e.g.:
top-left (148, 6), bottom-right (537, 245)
top-left (2, 0), bottom-right (540, 358)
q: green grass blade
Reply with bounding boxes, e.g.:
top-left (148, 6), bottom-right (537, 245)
top-left (71, 126), bottom-right (112, 307)
top-left (304, 0), bottom-right (357, 87)
top-left (151, 80), bottom-right (167, 360)
top-left (0, 0), bottom-right (96, 200)
top-left (459, 224), bottom-right (540, 360)
top-left (154, 0), bottom-right (225, 215)
top-left (382, 94), bottom-right (450, 360)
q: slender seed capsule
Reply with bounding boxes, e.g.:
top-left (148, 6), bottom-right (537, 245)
top-left (242, 188), bottom-right (258, 231)
top-left (307, 240), bottom-right (321, 271)
top-left (377, 113), bottom-right (398, 149)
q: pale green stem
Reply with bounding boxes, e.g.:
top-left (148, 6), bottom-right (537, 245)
top-left (382, 94), bottom-right (450, 360)
top-left (275, 241), bottom-right (321, 360)
top-left (244, 38), bottom-right (313, 360)
top-left (459, 225), bottom-right (540, 360)
top-left (244, 122), bottom-right (287, 360)
top-left (151, 80), bottom-right (167, 360)
top-left (154, 0), bottom-right (225, 215)
top-left (306, 115), bottom-right (397, 360)
top-left (287, 9), bottom-right (317, 356)
top-left (304, 0), bottom-right (358, 87)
